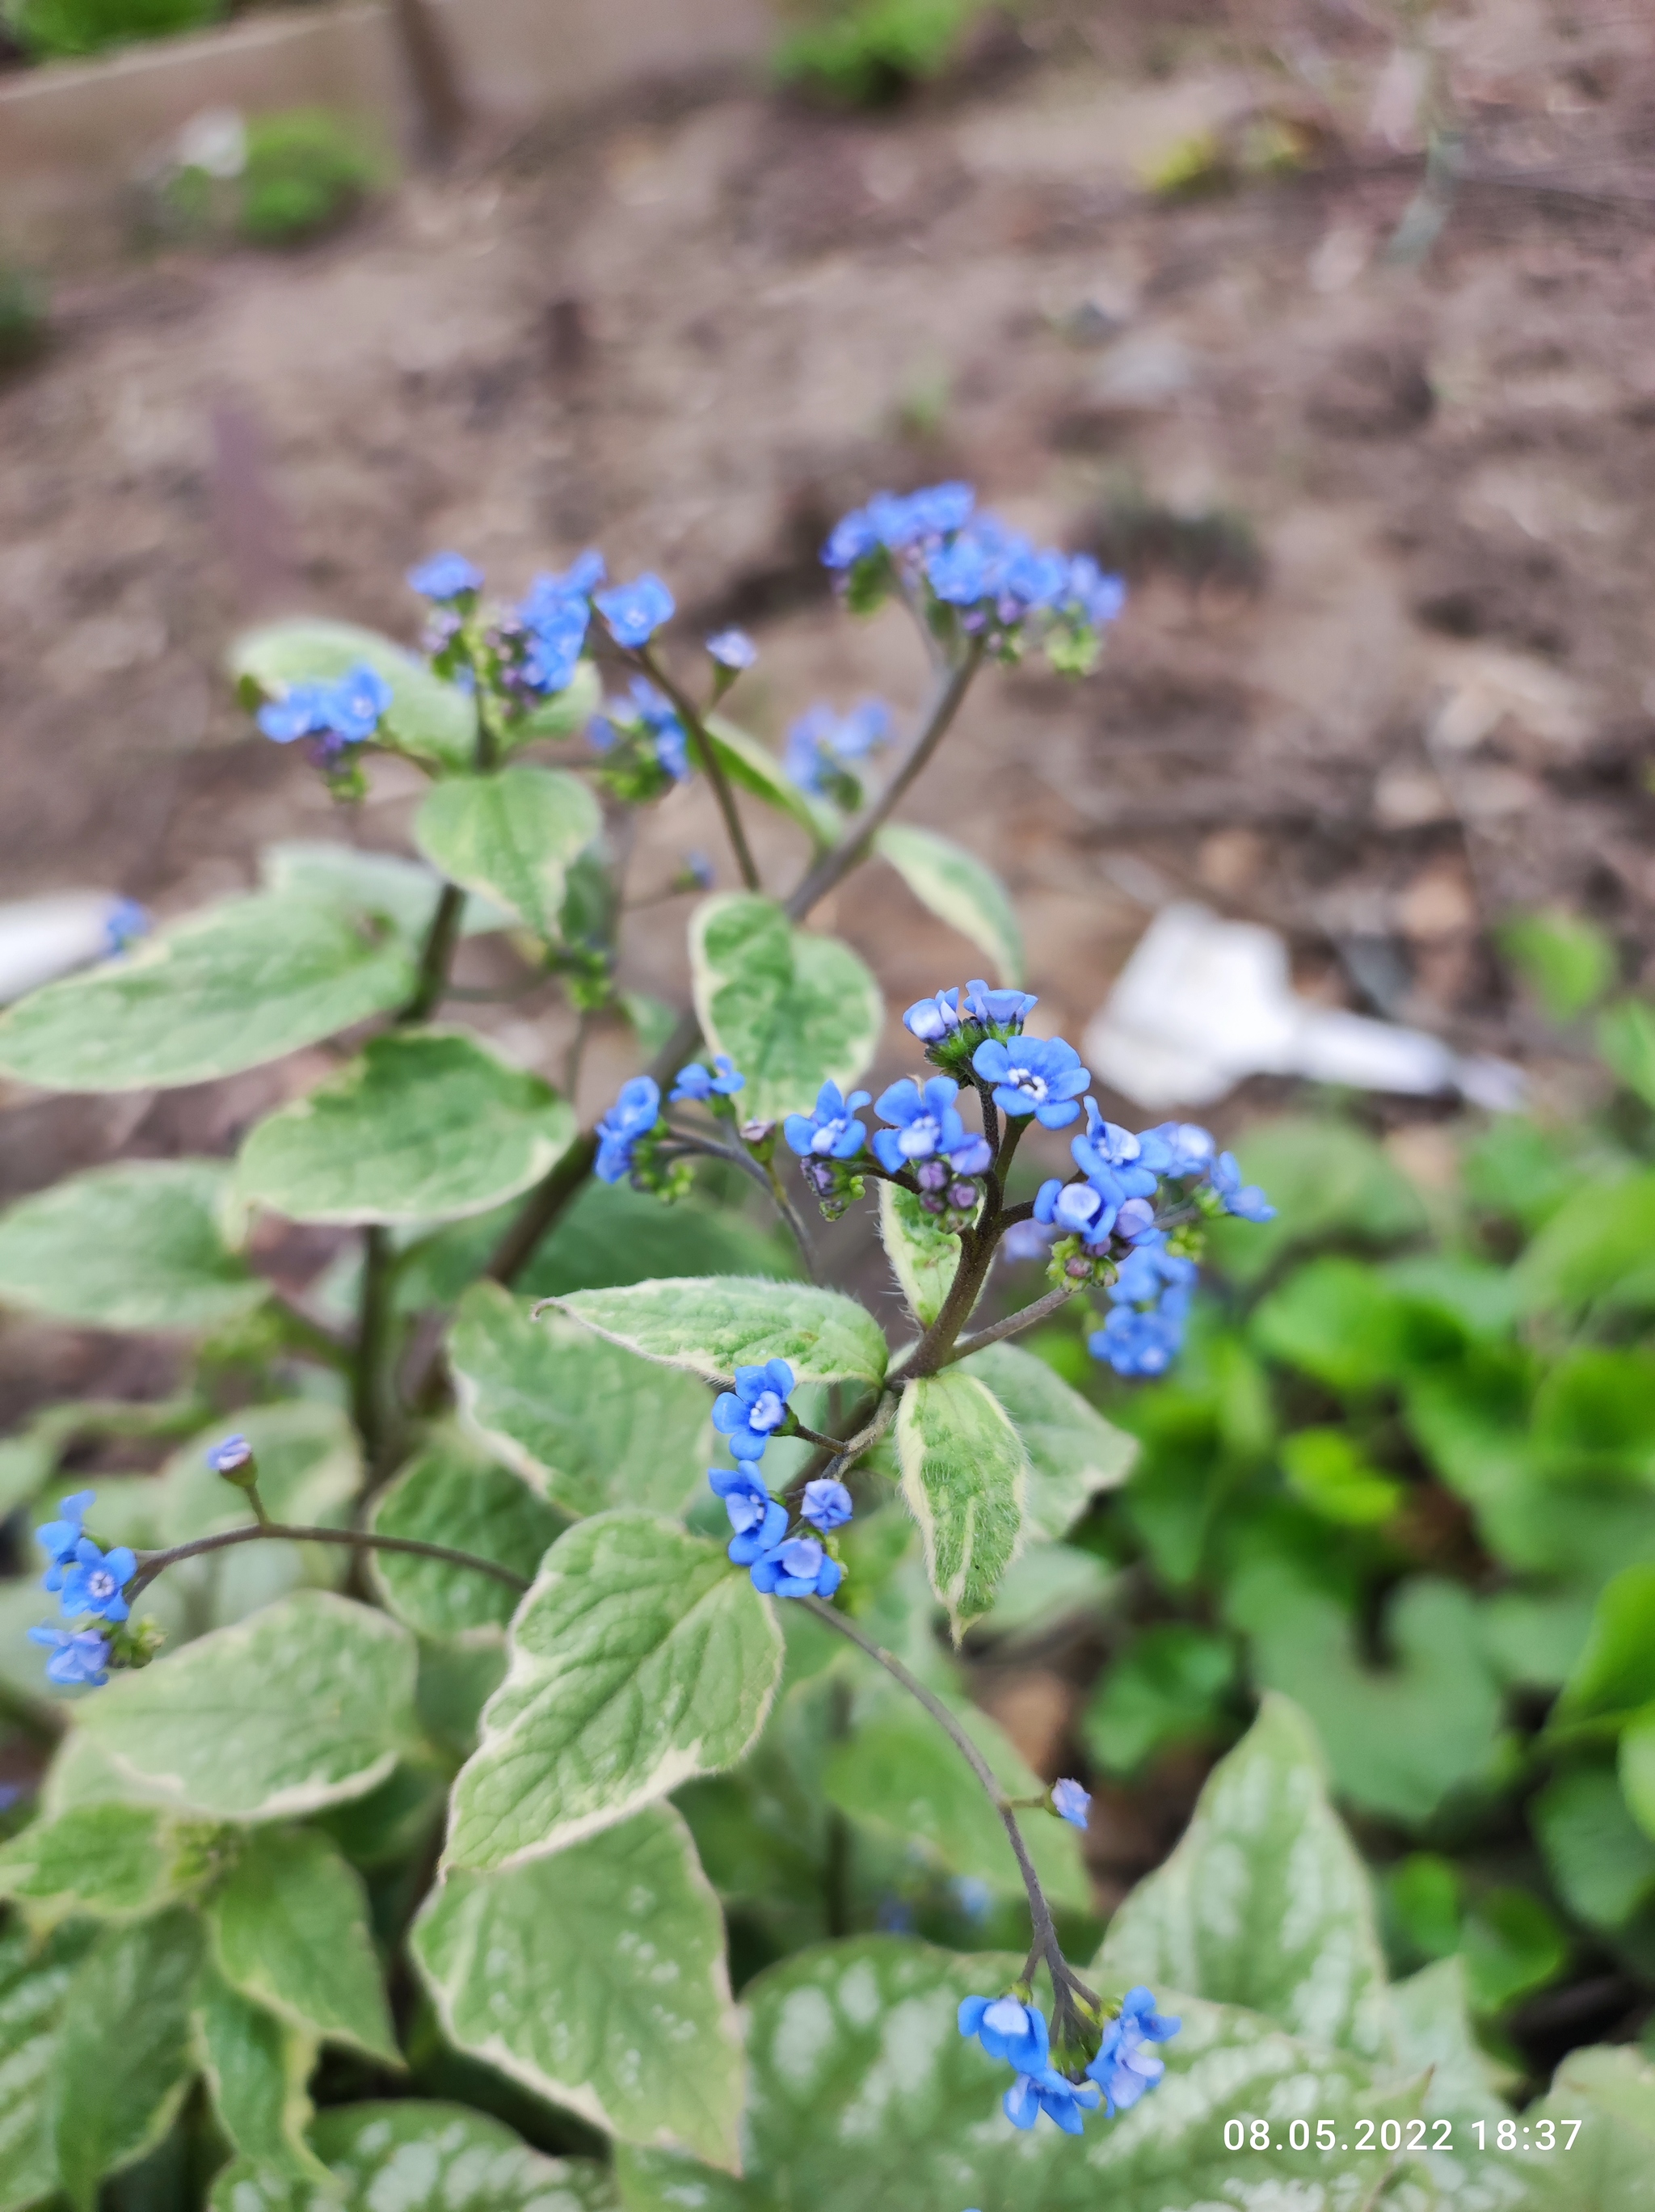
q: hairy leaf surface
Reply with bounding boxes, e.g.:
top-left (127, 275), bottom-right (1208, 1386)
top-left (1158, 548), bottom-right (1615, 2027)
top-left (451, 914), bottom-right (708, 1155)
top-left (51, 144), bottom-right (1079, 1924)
top-left (548, 1275), bottom-right (888, 1389)
top-left (896, 1370), bottom-right (1026, 1637)
top-left (415, 766), bottom-right (601, 941)
top-left (208, 1826), bottom-right (398, 2062)
top-left (690, 894), bottom-right (882, 1123)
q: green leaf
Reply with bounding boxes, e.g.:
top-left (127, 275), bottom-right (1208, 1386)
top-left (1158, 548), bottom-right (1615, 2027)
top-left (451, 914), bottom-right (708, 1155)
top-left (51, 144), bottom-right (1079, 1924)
top-left (545, 1275), bottom-right (889, 1389)
top-left (1252, 1256), bottom-right (1408, 1394)
top-left (415, 767), bottom-right (602, 942)
top-left (1598, 999), bottom-right (1655, 1112)
top-left (0, 895), bottom-right (416, 1094)
top-left (689, 895), bottom-right (882, 1123)
top-left (0, 1923), bottom-right (83, 2212)
top-left (207, 1826), bottom-right (397, 2063)
top-left (444, 1511), bottom-right (781, 1870)
top-left (1522, 2045), bottom-right (1655, 2210)
top-left (1097, 1695), bottom-right (1396, 2062)
top-left (51, 1907), bottom-right (204, 2211)
top-left (368, 1435), bottom-right (560, 1641)
top-left (0, 1161), bottom-right (264, 1333)
top-left (1462, 1885), bottom-right (1568, 2013)
top-left (1083, 1623), bottom-right (1236, 1776)
top-left (820, 1683), bottom-right (1090, 1913)
top-left (1204, 1114), bottom-right (1426, 1286)
top-left (193, 1963), bottom-right (330, 2186)
top-left (310, 2102), bottom-right (619, 2210)
top-left (1622, 1712), bottom-right (1655, 1840)
top-left (260, 841), bottom-right (507, 944)
top-left (896, 1370), bottom-right (1026, 1638)
top-left (0, 1804), bottom-right (192, 1923)
top-left (230, 618), bottom-right (478, 773)
top-left (238, 1030), bottom-right (575, 1227)
top-left (1514, 1173), bottom-right (1655, 1319)
top-left (704, 714), bottom-right (836, 846)
top-left (874, 823), bottom-right (1025, 984)
top-left (1499, 907), bottom-right (1616, 1023)
top-left (77, 1591), bottom-right (416, 1822)
top-left (413, 1805), bottom-right (743, 2168)
top-left (449, 1284), bottom-right (710, 1519)
top-left (641, 1936), bottom-right (1408, 2212)
top-left (1551, 1564), bottom-right (1655, 1737)
top-left (1532, 1767), bottom-right (1655, 1932)
top-left (1228, 1568), bottom-right (1506, 1824)
top-left (877, 1178), bottom-right (959, 1329)
top-left (962, 1341), bottom-right (1136, 1539)
top-left (1280, 1426), bottom-right (1404, 1526)
top-left (1388, 1956), bottom-right (1509, 2124)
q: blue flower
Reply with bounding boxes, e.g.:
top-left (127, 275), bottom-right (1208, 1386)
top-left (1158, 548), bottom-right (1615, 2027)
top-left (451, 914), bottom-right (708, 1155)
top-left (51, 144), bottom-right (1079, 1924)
top-left (670, 1056), bottom-right (744, 1104)
top-left (594, 1075), bottom-right (661, 1184)
top-left (1085, 1988), bottom-right (1181, 2116)
top-left (1110, 1244), bottom-right (1197, 1308)
top-left (595, 572), bottom-right (675, 647)
top-left (1035, 1176), bottom-right (1118, 1245)
top-left (36, 1491), bottom-right (95, 1591)
top-left (1062, 554), bottom-right (1126, 629)
top-left (712, 1359), bottom-right (795, 1461)
top-left (750, 1533), bottom-right (844, 1599)
top-left (408, 550), bottom-right (482, 600)
top-left (821, 482), bottom-right (975, 568)
top-left (1211, 1150), bottom-right (1275, 1221)
top-left (706, 628), bottom-right (757, 669)
top-left (903, 979), bottom-right (1038, 1045)
top-left (801, 1478), bottom-right (853, 1531)
top-left (1000, 1218), bottom-right (1054, 1264)
top-left (57, 1538), bottom-right (136, 1624)
top-left (783, 699), bottom-right (891, 796)
top-left (1140, 1120), bottom-right (1217, 1178)
top-left (592, 678), bottom-right (690, 781)
top-left (520, 551), bottom-right (605, 621)
top-left (872, 1076), bottom-right (967, 1173)
top-left (208, 1435), bottom-right (254, 1476)
top-left (325, 664), bottom-right (394, 744)
top-left (1051, 1777), bottom-right (1090, 1829)
top-left (971, 1036), bottom-right (1090, 1128)
top-left (257, 679), bottom-right (335, 744)
top-left (709, 1469), bottom-right (789, 1565)
top-left (28, 1625), bottom-right (110, 1688)
top-left (1072, 1109), bottom-right (1161, 1199)
top-left (1092, 1302), bottom-right (1186, 1378)
top-left (520, 602), bottom-right (589, 695)
top-left (784, 1081), bottom-right (871, 1161)
top-left (958, 1994), bottom-right (1046, 2073)
top-left (927, 535), bottom-right (991, 605)
top-left (1004, 2066), bottom-right (1102, 2135)
top-left (948, 1133), bottom-right (993, 1176)
top-left (103, 899), bottom-right (149, 955)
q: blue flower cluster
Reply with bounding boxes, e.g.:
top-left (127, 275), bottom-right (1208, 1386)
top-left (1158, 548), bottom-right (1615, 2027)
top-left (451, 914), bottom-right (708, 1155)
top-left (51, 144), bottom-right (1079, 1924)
top-left (783, 698), bottom-right (891, 803)
top-left (256, 663), bottom-right (393, 756)
top-left (707, 1363), bottom-right (849, 1600)
top-left (595, 1075), bottom-right (663, 1186)
top-left (671, 1055), bottom-right (744, 1105)
top-left (590, 677), bottom-right (691, 787)
top-left (28, 1490), bottom-right (136, 1688)
top-left (958, 1986), bottom-right (1179, 2136)
top-left (822, 483), bottom-right (1125, 667)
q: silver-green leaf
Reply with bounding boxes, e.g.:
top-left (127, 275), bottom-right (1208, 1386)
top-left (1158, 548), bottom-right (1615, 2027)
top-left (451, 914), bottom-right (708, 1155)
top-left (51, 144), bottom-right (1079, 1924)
top-left (545, 1275), bottom-right (888, 1390)
top-left (310, 2101), bottom-right (621, 2210)
top-left (878, 1179), bottom-right (961, 1329)
top-left (0, 895), bottom-right (416, 1094)
top-left (238, 1030), bottom-right (575, 1227)
top-left (193, 1963), bottom-right (331, 2187)
top-left (689, 894), bottom-right (882, 1123)
top-left (704, 715), bottom-right (837, 846)
top-left (0, 1804), bottom-right (192, 1925)
top-left (368, 1434), bottom-right (562, 1641)
top-left (415, 767), bottom-right (602, 942)
top-left (1097, 1694), bottom-right (1396, 2063)
top-left (77, 1591), bottom-right (417, 1822)
top-left (445, 1512), bottom-right (781, 1870)
top-left (449, 1285), bottom-right (710, 1519)
top-left (0, 1161), bottom-right (265, 1334)
top-left (962, 1342), bottom-right (1137, 1540)
top-left (896, 1369), bottom-right (1027, 1638)
top-left (0, 1923), bottom-right (82, 2212)
top-left (413, 1806), bottom-right (743, 2168)
top-left (230, 617), bottom-right (478, 773)
top-left (207, 1826), bottom-right (398, 2063)
top-left (261, 841), bottom-right (508, 945)
top-left (874, 823), bottom-right (1024, 985)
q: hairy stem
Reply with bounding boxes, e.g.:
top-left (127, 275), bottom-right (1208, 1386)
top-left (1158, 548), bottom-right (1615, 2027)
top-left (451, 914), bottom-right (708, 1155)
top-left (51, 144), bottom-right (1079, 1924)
top-left (128, 1523), bottom-right (531, 1603)
top-left (949, 1281), bottom-right (1080, 1364)
top-left (785, 641), bottom-right (984, 922)
top-left (637, 647), bottom-right (761, 894)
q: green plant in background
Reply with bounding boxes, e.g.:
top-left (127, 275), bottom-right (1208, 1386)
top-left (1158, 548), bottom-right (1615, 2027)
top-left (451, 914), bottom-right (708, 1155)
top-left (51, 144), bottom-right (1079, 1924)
top-left (774, 0), bottom-right (989, 105)
top-left (4, 0), bottom-right (221, 61)
top-left (0, 265), bottom-right (48, 376)
top-left (237, 109), bottom-right (383, 249)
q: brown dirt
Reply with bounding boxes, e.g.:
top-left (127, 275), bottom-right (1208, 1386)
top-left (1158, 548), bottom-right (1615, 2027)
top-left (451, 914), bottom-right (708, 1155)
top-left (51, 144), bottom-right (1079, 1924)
top-left (3, 0), bottom-right (1655, 1451)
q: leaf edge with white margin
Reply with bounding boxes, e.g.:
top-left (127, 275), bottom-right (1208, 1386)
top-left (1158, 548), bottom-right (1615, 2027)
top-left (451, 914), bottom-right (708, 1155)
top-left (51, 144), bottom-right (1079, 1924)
top-left (541, 1276), bottom-right (890, 1390)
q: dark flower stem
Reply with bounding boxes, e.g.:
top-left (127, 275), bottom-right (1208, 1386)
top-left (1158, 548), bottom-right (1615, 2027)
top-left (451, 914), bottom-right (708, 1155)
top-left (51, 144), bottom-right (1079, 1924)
top-left (400, 883), bottom-right (466, 1023)
top-left (127, 1523), bottom-right (531, 1604)
top-left (948, 1281), bottom-right (1080, 1365)
top-left (635, 646), bottom-right (761, 895)
top-left (352, 1225), bottom-right (395, 1477)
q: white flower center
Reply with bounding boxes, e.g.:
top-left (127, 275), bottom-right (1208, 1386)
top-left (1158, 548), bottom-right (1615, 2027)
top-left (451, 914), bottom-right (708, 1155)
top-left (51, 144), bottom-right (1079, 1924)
top-left (87, 1570), bottom-right (116, 1599)
top-left (751, 1391), bottom-right (785, 1430)
top-left (1007, 1067), bottom-right (1048, 1100)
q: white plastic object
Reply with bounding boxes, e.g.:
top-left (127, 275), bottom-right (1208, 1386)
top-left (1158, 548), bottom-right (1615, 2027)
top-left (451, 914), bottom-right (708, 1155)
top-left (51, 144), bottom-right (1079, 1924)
top-left (1083, 903), bottom-right (1523, 1113)
top-left (0, 895), bottom-right (134, 1005)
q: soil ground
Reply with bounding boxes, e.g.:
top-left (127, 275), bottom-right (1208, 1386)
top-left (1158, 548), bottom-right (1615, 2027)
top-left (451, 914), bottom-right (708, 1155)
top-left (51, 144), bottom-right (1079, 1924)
top-left (2, 0), bottom-right (1655, 1860)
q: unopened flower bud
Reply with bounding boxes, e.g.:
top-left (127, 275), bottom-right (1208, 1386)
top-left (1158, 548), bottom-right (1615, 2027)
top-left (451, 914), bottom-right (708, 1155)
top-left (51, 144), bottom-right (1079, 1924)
top-left (207, 1434), bottom-right (257, 1489)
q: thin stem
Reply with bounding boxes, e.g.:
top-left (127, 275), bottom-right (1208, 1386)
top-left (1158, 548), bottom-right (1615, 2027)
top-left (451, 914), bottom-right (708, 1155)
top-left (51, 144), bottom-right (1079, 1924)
top-left (636, 647), bottom-right (761, 894)
top-left (400, 883), bottom-right (465, 1023)
top-left (128, 1523), bottom-right (530, 1603)
top-left (949, 1281), bottom-right (1080, 1365)
top-left (781, 1390), bottom-right (893, 1512)
top-left (785, 641), bottom-right (984, 923)
top-left (352, 1226), bottom-right (394, 1476)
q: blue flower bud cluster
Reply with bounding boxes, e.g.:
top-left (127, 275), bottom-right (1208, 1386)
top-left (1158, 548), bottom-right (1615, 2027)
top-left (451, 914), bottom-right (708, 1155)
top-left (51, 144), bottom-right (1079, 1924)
top-left (707, 1362), bottom-right (849, 1600)
top-left (958, 1986), bottom-right (1180, 2135)
top-left (783, 697), bottom-right (891, 804)
top-left (595, 1056), bottom-right (755, 1199)
top-left (28, 1490), bottom-right (138, 1687)
top-left (256, 662), bottom-right (393, 761)
top-left (821, 483), bottom-right (1125, 670)
top-left (590, 676), bottom-right (691, 792)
